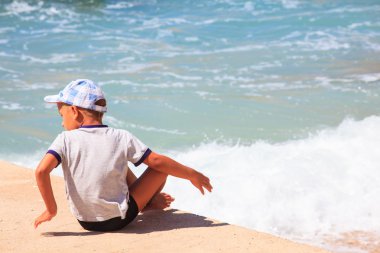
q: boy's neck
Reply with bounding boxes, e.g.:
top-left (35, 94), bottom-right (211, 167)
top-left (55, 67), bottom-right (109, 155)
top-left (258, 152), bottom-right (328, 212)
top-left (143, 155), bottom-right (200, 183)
top-left (81, 118), bottom-right (103, 126)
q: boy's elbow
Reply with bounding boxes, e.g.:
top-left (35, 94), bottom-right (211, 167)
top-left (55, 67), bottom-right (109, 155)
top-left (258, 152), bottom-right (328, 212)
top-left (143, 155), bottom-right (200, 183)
top-left (35, 166), bottom-right (48, 178)
top-left (151, 156), bottom-right (164, 169)
top-left (148, 153), bottom-right (166, 169)
top-left (35, 167), bottom-right (43, 179)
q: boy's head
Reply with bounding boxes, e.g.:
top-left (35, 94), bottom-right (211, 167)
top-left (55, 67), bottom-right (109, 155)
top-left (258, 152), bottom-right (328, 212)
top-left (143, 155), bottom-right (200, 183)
top-left (44, 79), bottom-right (107, 130)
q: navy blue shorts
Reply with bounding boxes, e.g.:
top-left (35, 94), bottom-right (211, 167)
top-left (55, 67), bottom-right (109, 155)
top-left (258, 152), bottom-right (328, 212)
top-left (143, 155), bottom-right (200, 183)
top-left (78, 195), bottom-right (139, 232)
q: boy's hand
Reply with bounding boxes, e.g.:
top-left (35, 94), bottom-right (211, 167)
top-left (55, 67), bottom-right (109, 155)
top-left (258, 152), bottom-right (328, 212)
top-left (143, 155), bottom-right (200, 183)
top-left (34, 210), bottom-right (56, 229)
top-left (190, 171), bottom-right (213, 195)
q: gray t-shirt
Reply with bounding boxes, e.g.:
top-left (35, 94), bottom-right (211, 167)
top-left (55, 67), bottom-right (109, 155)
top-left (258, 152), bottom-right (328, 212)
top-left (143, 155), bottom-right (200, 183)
top-left (47, 125), bottom-right (150, 222)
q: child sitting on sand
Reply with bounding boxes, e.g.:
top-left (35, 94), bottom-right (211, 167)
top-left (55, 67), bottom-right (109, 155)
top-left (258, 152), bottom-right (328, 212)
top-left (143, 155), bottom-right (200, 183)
top-left (34, 79), bottom-right (213, 232)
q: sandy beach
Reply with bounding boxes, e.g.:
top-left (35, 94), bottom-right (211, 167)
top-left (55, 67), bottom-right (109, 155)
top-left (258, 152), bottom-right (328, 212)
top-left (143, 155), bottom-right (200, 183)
top-left (0, 160), bottom-right (332, 253)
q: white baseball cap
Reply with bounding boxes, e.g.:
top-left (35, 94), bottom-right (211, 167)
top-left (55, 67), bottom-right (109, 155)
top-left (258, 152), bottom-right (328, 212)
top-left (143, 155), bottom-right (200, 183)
top-left (44, 79), bottom-right (107, 113)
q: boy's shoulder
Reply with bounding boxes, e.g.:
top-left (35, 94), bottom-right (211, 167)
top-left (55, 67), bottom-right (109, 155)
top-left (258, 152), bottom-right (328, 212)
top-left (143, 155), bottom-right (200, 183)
top-left (106, 127), bottom-right (136, 138)
top-left (82, 126), bottom-right (137, 138)
top-left (57, 127), bottom-right (136, 140)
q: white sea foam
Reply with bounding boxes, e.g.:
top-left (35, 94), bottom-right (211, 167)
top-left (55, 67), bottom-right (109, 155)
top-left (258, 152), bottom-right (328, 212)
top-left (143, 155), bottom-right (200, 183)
top-left (164, 44), bottom-right (266, 58)
top-left (162, 102), bottom-right (189, 113)
top-left (348, 21), bottom-right (373, 30)
top-left (16, 82), bottom-right (59, 91)
top-left (280, 31), bottom-right (303, 41)
top-left (0, 27), bottom-right (15, 34)
top-left (20, 53), bottom-right (80, 64)
top-left (164, 116), bottom-right (380, 244)
top-left (157, 29), bottom-right (174, 39)
top-left (195, 91), bottom-right (222, 102)
top-left (0, 101), bottom-right (34, 111)
top-left (184, 37), bottom-right (199, 42)
top-left (314, 77), bottom-right (359, 93)
top-left (0, 66), bottom-right (19, 74)
top-left (132, 17), bottom-right (188, 32)
top-left (0, 151), bottom-right (42, 170)
top-left (5, 1), bottom-right (42, 15)
top-left (243, 2), bottom-right (254, 12)
top-left (160, 72), bottom-right (203, 81)
top-left (214, 74), bottom-right (255, 83)
top-left (0, 150), bottom-right (63, 177)
top-left (239, 82), bottom-right (289, 91)
top-left (352, 73), bottom-right (380, 83)
top-left (106, 2), bottom-right (136, 10)
top-left (327, 6), bottom-right (380, 14)
top-left (143, 82), bottom-right (195, 89)
top-left (194, 19), bottom-right (217, 26)
top-left (102, 63), bottom-right (162, 74)
top-left (280, 0), bottom-right (300, 9)
top-left (300, 31), bottom-right (350, 51)
top-left (103, 116), bottom-right (187, 135)
top-left (238, 61), bottom-right (282, 73)
top-left (365, 41), bottom-right (380, 52)
top-left (276, 30), bottom-right (351, 51)
top-left (103, 115), bottom-right (125, 128)
top-left (127, 123), bottom-right (187, 136)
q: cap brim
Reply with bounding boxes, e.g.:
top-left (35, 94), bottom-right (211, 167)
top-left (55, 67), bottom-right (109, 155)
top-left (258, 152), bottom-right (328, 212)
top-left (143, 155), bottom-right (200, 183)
top-left (44, 95), bottom-right (61, 103)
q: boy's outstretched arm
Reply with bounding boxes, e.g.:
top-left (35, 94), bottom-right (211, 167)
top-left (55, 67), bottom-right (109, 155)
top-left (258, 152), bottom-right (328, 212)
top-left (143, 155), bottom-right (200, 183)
top-left (34, 154), bottom-right (59, 229)
top-left (144, 151), bottom-right (213, 194)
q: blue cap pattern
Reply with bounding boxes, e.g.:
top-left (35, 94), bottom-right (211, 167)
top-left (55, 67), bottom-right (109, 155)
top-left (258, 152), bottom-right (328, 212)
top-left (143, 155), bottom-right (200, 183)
top-left (44, 79), bottom-right (107, 113)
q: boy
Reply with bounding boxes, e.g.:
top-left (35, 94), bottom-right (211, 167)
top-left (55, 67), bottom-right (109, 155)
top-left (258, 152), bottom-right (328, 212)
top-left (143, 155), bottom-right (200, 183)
top-left (34, 79), bottom-right (212, 232)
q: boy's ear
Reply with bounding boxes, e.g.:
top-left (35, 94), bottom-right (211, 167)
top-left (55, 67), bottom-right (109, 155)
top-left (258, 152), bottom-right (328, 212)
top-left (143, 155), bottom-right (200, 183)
top-left (70, 106), bottom-right (80, 119)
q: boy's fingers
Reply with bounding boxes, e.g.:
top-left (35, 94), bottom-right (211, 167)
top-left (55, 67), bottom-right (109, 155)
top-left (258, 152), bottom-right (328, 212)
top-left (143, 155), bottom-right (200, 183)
top-left (203, 179), bottom-right (212, 192)
top-left (198, 185), bottom-right (205, 195)
top-left (208, 182), bottom-right (213, 192)
top-left (204, 178), bottom-right (212, 191)
top-left (34, 220), bottom-right (40, 229)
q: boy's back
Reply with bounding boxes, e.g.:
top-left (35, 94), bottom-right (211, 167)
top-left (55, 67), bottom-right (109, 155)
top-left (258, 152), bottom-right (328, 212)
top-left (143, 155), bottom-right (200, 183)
top-left (48, 125), bottom-right (151, 222)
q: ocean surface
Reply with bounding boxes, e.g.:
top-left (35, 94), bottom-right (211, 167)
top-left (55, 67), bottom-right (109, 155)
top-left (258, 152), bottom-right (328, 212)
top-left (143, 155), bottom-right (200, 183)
top-left (1, 0), bottom-right (380, 252)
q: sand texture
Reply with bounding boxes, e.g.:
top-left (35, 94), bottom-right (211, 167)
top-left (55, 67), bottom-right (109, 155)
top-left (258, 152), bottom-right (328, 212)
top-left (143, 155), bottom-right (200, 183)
top-left (0, 160), bottom-right (331, 253)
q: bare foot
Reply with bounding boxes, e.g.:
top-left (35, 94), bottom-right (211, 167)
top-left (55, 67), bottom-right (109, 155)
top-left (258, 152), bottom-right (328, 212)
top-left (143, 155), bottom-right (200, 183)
top-left (142, 192), bottom-right (175, 212)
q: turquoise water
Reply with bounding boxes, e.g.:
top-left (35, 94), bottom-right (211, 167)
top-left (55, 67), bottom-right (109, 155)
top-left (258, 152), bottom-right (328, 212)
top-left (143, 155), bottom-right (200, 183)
top-left (1, 1), bottom-right (380, 251)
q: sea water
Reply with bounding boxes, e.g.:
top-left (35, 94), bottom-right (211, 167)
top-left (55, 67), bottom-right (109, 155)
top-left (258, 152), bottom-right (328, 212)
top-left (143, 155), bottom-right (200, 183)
top-left (1, 0), bottom-right (380, 251)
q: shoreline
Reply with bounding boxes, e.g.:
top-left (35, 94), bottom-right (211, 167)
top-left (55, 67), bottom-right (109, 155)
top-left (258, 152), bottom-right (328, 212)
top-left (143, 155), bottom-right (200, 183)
top-left (0, 160), bottom-right (331, 253)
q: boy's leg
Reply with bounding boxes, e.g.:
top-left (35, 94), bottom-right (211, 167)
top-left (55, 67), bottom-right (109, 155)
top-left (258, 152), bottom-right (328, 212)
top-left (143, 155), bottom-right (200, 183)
top-left (127, 167), bottom-right (166, 196)
top-left (129, 167), bottom-right (171, 212)
top-left (126, 167), bottom-right (138, 185)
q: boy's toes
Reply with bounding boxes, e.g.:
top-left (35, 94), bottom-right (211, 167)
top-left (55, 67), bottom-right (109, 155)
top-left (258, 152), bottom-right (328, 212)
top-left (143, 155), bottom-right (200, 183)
top-left (161, 192), bottom-right (175, 207)
top-left (142, 192), bottom-right (175, 211)
top-left (163, 193), bottom-right (175, 201)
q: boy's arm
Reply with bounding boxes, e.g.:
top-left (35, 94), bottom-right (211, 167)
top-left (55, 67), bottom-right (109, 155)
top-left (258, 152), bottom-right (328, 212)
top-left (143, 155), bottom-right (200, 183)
top-left (34, 153), bottom-right (59, 229)
top-left (143, 151), bottom-right (213, 194)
